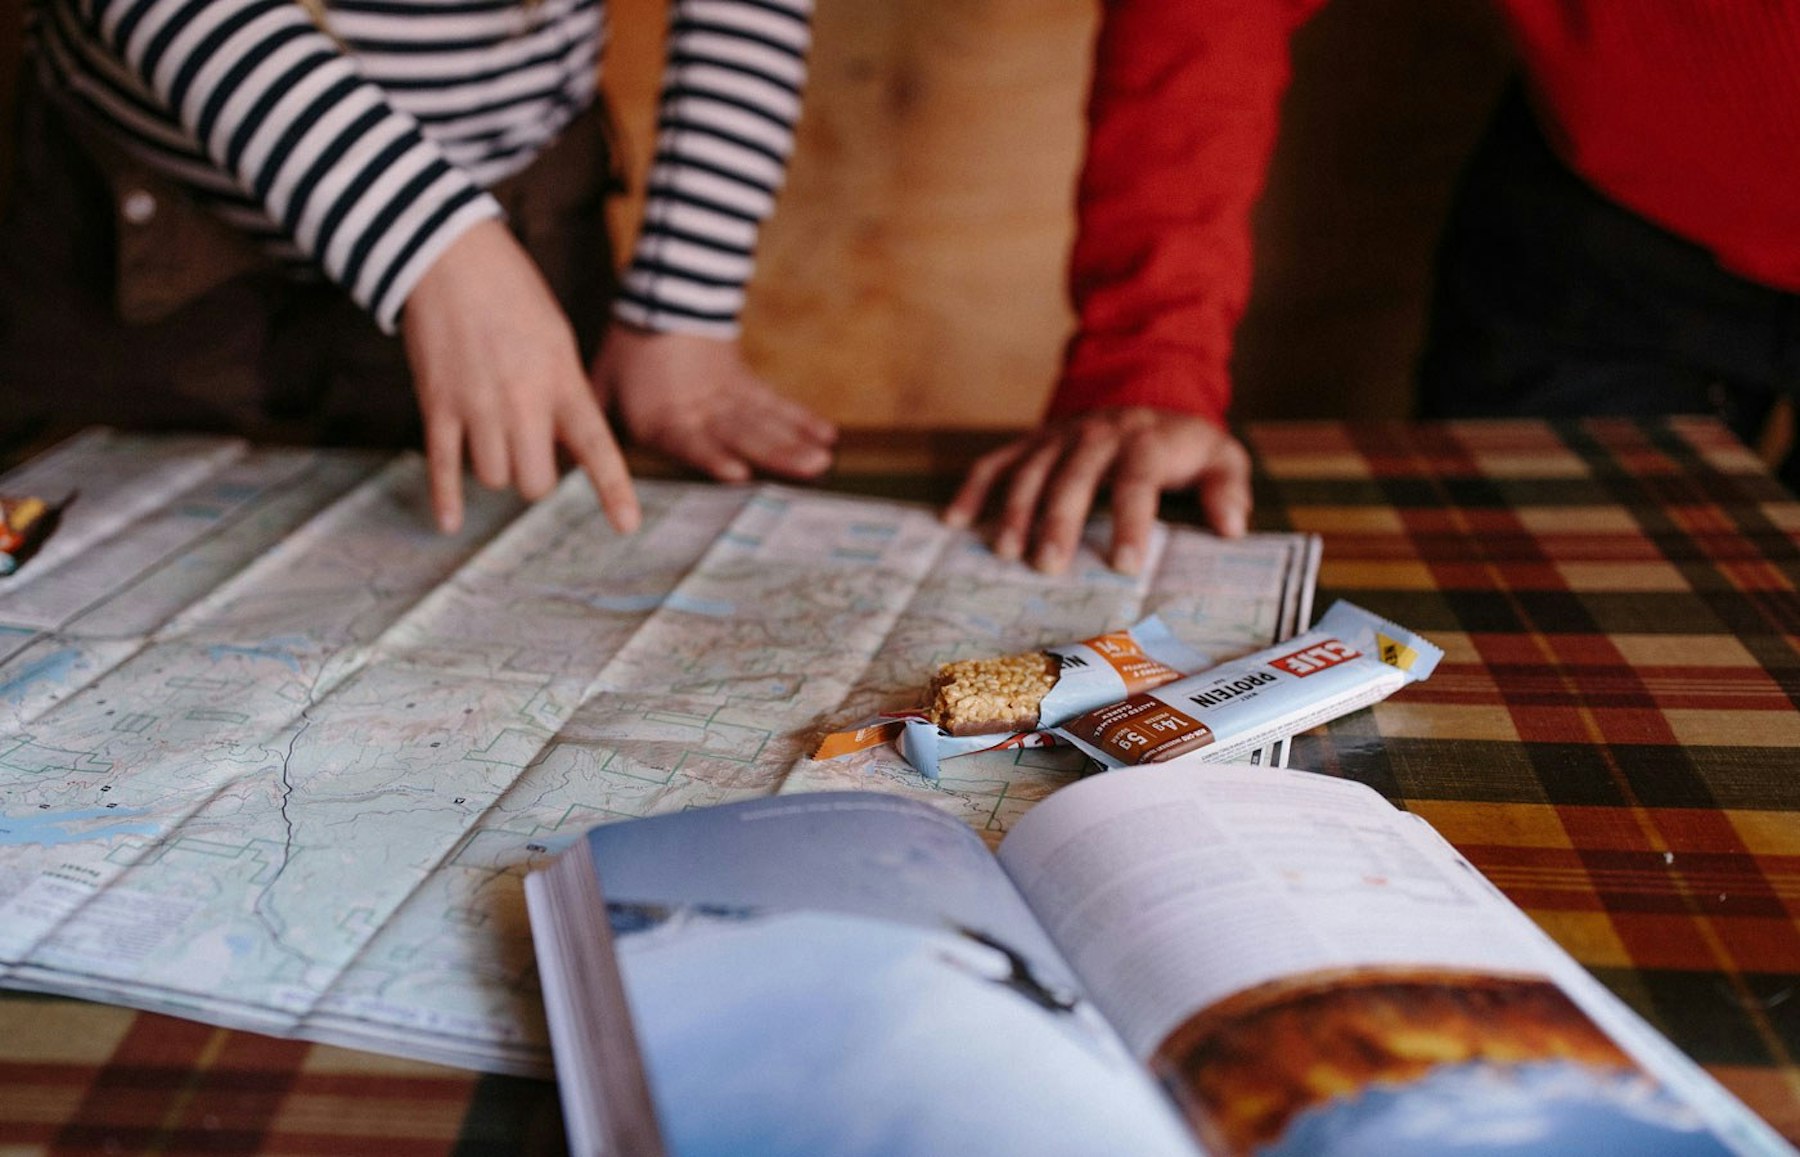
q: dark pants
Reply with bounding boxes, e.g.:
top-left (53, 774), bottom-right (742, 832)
top-left (1419, 83), bottom-right (1800, 491)
top-left (0, 69), bottom-right (620, 449)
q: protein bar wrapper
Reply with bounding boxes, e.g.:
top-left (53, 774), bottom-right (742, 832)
top-left (1012, 615), bottom-right (1210, 730)
top-left (814, 615), bottom-right (1212, 780)
top-left (894, 717), bottom-right (1058, 783)
top-left (1054, 601), bottom-right (1442, 768)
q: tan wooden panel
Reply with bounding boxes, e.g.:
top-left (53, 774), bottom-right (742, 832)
top-left (604, 0), bottom-right (1089, 430)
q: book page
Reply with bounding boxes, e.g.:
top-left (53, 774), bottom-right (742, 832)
top-left (560, 791), bottom-right (1198, 1157)
top-left (997, 762), bottom-right (1790, 1157)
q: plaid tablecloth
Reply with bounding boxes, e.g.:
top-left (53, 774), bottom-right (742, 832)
top-left (1258, 418), bottom-right (1800, 1145)
top-left (2, 418), bottom-right (1796, 1153)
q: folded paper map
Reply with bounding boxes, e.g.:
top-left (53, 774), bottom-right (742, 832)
top-left (0, 429), bottom-right (1318, 1074)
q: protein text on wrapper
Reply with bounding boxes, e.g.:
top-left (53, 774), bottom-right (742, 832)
top-left (1054, 601), bottom-right (1442, 768)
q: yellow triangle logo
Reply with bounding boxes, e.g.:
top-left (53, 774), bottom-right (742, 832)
top-left (1377, 633), bottom-right (1418, 672)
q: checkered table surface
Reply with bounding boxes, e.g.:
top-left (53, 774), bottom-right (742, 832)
top-left (1260, 418), bottom-right (1800, 1145)
top-left (1, 418), bottom-right (1795, 1153)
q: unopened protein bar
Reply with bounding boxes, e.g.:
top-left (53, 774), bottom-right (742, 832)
top-left (1053, 601), bottom-right (1441, 768)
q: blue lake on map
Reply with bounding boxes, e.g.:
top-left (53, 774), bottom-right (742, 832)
top-left (0, 808), bottom-right (159, 847)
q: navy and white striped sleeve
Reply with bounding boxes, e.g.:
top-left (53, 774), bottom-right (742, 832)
top-left (75, 0), bottom-right (502, 332)
top-left (614, 0), bottom-right (811, 338)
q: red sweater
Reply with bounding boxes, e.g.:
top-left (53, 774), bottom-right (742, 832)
top-left (1050, 1), bottom-right (1800, 423)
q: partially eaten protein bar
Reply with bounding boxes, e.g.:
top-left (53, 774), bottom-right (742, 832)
top-left (927, 649), bottom-right (1062, 736)
top-left (813, 615), bottom-right (1212, 779)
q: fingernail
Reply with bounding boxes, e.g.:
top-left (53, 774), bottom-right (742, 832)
top-left (1034, 543), bottom-right (1067, 574)
top-left (942, 507), bottom-right (971, 530)
top-left (1113, 544), bottom-right (1142, 575)
top-left (994, 532), bottom-right (1023, 561)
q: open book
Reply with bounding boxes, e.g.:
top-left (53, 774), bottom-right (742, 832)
top-left (526, 763), bottom-right (1793, 1157)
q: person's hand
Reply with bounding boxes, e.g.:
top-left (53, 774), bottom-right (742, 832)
top-left (943, 407), bottom-right (1252, 575)
top-left (401, 219), bottom-right (640, 536)
top-left (592, 326), bottom-right (837, 482)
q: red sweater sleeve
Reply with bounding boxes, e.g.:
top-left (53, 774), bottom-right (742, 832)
top-left (1050, 0), bottom-right (1323, 423)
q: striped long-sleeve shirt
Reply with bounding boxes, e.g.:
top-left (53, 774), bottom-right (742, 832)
top-left (36, 0), bottom-right (810, 336)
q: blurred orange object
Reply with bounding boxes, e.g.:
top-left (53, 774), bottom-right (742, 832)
top-left (0, 493), bottom-right (63, 574)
